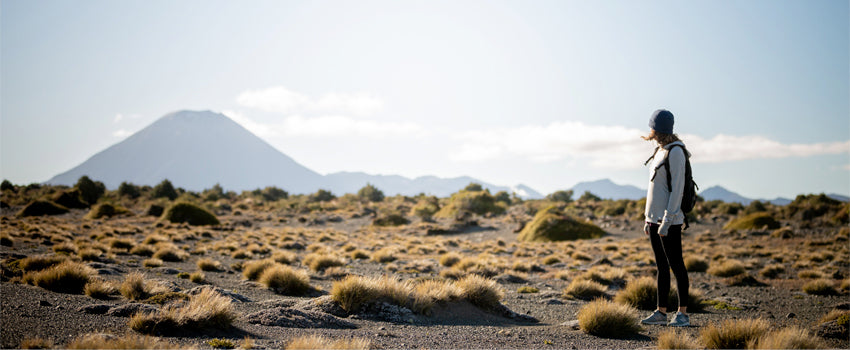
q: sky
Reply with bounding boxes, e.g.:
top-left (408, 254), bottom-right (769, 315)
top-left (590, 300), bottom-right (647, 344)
top-left (1, 0), bottom-right (848, 199)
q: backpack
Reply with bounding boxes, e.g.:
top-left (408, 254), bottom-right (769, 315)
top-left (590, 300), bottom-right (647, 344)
top-left (646, 144), bottom-right (699, 230)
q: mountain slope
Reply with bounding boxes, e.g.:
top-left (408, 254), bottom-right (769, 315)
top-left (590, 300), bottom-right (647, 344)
top-left (47, 110), bottom-right (323, 192)
top-left (570, 179), bottom-right (646, 200)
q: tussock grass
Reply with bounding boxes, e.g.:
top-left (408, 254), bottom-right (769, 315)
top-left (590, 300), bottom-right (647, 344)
top-left (796, 269), bottom-right (823, 279)
top-left (160, 201), bottom-right (220, 226)
top-left (143, 258), bottom-right (164, 268)
top-left (802, 279), bottom-right (837, 296)
top-left (457, 274), bottom-right (504, 310)
top-left (19, 255), bottom-right (66, 272)
top-left (614, 277), bottom-right (656, 310)
top-left (189, 272), bottom-right (205, 284)
top-left (699, 318), bottom-right (769, 349)
top-left (371, 247), bottom-right (397, 263)
top-left (723, 212), bottom-right (780, 230)
top-left (330, 275), bottom-right (409, 313)
top-left (242, 259), bottom-right (276, 281)
top-left (439, 252), bottom-right (462, 267)
top-left (19, 337), bottom-right (54, 349)
top-left (85, 278), bottom-right (118, 299)
top-left (656, 329), bottom-right (700, 349)
top-left (751, 326), bottom-right (825, 349)
top-left (85, 203), bottom-right (129, 219)
top-left (272, 251), bottom-right (297, 264)
top-left (350, 249), bottom-right (370, 260)
top-left (23, 261), bottom-right (95, 294)
top-left (129, 287), bottom-right (238, 334)
top-left (303, 253), bottom-right (345, 272)
top-left (577, 299), bottom-right (641, 338)
top-left (284, 334), bottom-right (370, 350)
top-left (258, 264), bottom-right (311, 295)
top-left (564, 279), bottom-right (607, 300)
top-left (130, 244), bottom-right (155, 257)
top-left (152, 246), bottom-right (187, 262)
top-left (707, 259), bottom-right (746, 277)
top-left (683, 256), bottom-right (709, 272)
top-left (759, 264), bottom-right (785, 279)
top-left (120, 272), bottom-right (168, 300)
top-left (517, 205), bottom-right (605, 242)
top-left (52, 242), bottom-right (78, 254)
top-left (197, 258), bottom-right (223, 271)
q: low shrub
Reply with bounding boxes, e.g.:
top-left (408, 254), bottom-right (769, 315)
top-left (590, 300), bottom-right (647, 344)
top-left (52, 189), bottom-right (88, 209)
top-left (751, 326), bottom-right (825, 349)
top-left (699, 318), bottom-right (769, 349)
top-left (656, 329), bottom-right (700, 349)
top-left (206, 338), bottom-right (235, 349)
top-left (85, 203), bottom-right (130, 219)
top-left (18, 200), bottom-right (69, 217)
top-left (129, 287), bottom-right (238, 334)
top-left (410, 197), bottom-right (440, 221)
top-left (372, 212), bottom-right (410, 227)
top-left (723, 212), bottom-right (780, 230)
top-left (707, 259), bottom-right (746, 277)
top-left (284, 335), bottom-right (370, 350)
top-left (684, 256), bottom-right (709, 272)
top-left (564, 279), bottom-right (607, 300)
top-left (802, 279), bottom-right (837, 296)
top-left (435, 189), bottom-right (505, 218)
top-left (577, 299), bottom-right (641, 338)
top-left (258, 264), bottom-right (311, 295)
top-left (517, 205), bottom-right (605, 242)
top-left (160, 202), bottom-right (220, 226)
top-left (23, 261), bottom-right (95, 294)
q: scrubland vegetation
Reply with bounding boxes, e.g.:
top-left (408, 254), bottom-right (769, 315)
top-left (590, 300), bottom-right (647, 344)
top-left (0, 177), bottom-right (848, 349)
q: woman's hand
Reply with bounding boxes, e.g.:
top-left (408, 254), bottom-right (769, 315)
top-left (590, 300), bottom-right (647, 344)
top-left (643, 222), bottom-right (650, 236)
top-left (658, 221), bottom-right (671, 236)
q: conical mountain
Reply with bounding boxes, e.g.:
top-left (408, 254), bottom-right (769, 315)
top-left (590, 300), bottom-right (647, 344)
top-left (47, 110), bottom-right (323, 193)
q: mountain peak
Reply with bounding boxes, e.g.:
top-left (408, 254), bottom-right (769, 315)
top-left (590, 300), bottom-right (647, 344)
top-left (570, 178), bottom-right (645, 200)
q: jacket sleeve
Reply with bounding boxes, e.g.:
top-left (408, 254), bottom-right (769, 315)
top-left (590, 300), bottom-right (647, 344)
top-left (663, 146), bottom-right (686, 223)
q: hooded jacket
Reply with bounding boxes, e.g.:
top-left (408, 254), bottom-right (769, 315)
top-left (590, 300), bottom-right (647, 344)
top-left (645, 141), bottom-right (688, 225)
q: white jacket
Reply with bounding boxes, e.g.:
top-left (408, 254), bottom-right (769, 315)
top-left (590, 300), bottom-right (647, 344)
top-left (645, 141), bottom-right (687, 225)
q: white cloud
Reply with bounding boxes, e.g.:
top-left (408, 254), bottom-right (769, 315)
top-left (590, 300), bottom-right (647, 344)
top-left (221, 110), bottom-right (279, 139)
top-left (113, 113), bottom-right (142, 124)
top-left (236, 86), bottom-right (384, 116)
top-left (449, 121), bottom-right (850, 169)
top-left (222, 110), bottom-right (424, 139)
top-left (112, 129), bottom-right (132, 138)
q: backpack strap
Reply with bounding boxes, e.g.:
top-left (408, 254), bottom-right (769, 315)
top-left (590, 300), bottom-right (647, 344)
top-left (655, 144), bottom-right (686, 192)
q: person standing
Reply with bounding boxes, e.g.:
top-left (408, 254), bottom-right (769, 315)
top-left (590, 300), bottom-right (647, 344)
top-left (639, 109), bottom-right (691, 327)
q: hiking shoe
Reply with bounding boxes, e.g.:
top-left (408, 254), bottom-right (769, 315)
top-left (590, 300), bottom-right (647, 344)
top-left (640, 310), bottom-right (668, 325)
top-left (668, 312), bottom-right (690, 327)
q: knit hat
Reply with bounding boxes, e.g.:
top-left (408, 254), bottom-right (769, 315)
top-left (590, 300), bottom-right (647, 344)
top-left (649, 109), bottom-right (674, 134)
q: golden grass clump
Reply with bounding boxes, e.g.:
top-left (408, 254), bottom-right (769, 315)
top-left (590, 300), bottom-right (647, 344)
top-left (159, 201), bottom-right (220, 226)
top-left (19, 337), bottom-right (54, 349)
top-left (64, 333), bottom-right (179, 349)
top-left (456, 274), bottom-right (504, 310)
top-left (119, 272), bottom-right (169, 300)
top-left (802, 279), bottom-right (837, 296)
top-left (707, 259), bottom-right (746, 277)
top-left (23, 260), bottom-right (96, 294)
top-left (577, 299), bottom-right (641, 338)
top-left (614, 277), bottom-right (656, 310)
top-left (517, 205), bottom-right (605, 242)
top-left (330, 275), bottom-right (409, 313)
top-left (683, 256), bottom-right (709, 272)
top-left (129, 287), bottom-right (238, 334)
top-left (699, 318), bottom-right (769, 349)
top-left (272, 250), bottom-right (297, 264)
top-left (796, 269), bottom-right (823, 279)
top-left (143, 258), bottom-right (164, 268)
top-left (197, 258), bottom-right (223, 271)
top-left (564, 279), bottom-right (607, 301)
top-left (152, 246), bottom-right (187, 262)
top-left (723, 212), bottom-right (780, 230)
top-left (758, 264), bottom-right (785, 279)
top-left (242, 259), bottom-right (276, 281)
top-left (371, 247), bottom-right (397, 263)
top-left (189, 272), bottom-right (205, 284)
top-left (284, 334), bottom-right (370, 350)
top-left (258, 264), bottom-right (311, 295)
top-left (350, 249), bottom-right (370, 260)
top-left (656, 329), bottom-right (700, 349)
top-left (303, 253), bottom-right (345, 272)
top-left (129, 244), bottom-right (155, 257)
top-left (85, 278), bottom-right (118, 299)
top-left (439, 252), bottom-right (462, 267)
top-left (19, 255), bottom-right (66, 272)
top-left (52, 242), bottom-right (78, 254)
top-left (750, 326), bottom-right (826, 349)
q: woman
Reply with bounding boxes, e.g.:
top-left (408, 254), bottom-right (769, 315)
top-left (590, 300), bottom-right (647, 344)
top-left (640, 109), bottom-right (690, 327)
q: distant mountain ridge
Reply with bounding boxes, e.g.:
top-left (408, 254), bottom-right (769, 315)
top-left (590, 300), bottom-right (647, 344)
top-left (570, 179), bottom-right (645, 200)
top-left (46, 110), bottom-right (542, 198)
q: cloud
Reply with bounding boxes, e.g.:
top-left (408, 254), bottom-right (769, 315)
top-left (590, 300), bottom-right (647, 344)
top-left (236, 86), bottom-right (384, 116)
top-left (113, 113), bottom-right (142, 124)
top-left (449, 121), bottom-right (850, 169)
top-left (112, 129), bottom-right (132, 138)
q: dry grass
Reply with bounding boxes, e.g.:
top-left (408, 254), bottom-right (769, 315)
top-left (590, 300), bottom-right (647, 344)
top-left (577, 299), bottom-right (641, 338)
top-left (120, 271), bottom-right (168, 300)
top-left (242, 259), bottom-right (276, 281)
top-left (142, 258), bottom-right (164, 268)
top-left (197, 258), bottom-right (223, 271)
top-left (85, 278), bottom-right (118, 299)
top-left (683, 256), bottom-right (709, 272)
top-left (759, 264), bottom-right (785, 279)
top-left (65, 332), bottom-right (179, 349)
top-left (656, 329), bottom-right (700, 349)
top-left (371, 247), bottom-right (397, 263)
top-left (129, 244), bottom-right (155, 257)
top-left (564, 279), bottom-right (608, 300)
top-left (750, 326), bottom-right (826, 349)
top-left (19, 255), bottom-right (66, 272)
top-left (258, 264), bottom-right (311, 295)
top-left (614, 277), bottom-right (656, 310)
top-left (456, 274), bottom-right (504, 310)
top-left (19, 338), bottom-right (54, 349)
top-left (189, 272), bottom-right (205, 283)
top-left (699, 318), bottom-right (770, 349)
top-left (152, 246), bottom-right (187, 262)
top-left (130, 287), bottom-right (238, 334)
top-left (796, 269), bottom-right (823, 279)
top-left (272, 251), bottom-right (297, 264)
top-left (23, 260), bottom-right (96, 294)
top-left (439, 252), bottom-right (462, 267)
top-left (707, 259), bottom-right (746, 277)
top-left (330, 275), bottom-right (409, 313)
top-left (284, 334), bottom-right (370, 350)
top-left (802, 279), bottom-right (837, 295)
top-left (303, 253), bottom-right (345, 272)
top-left (349, 249), bottom-right (370, 260)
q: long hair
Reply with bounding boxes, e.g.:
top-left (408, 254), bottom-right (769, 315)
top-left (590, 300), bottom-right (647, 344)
top-left (643, 129), bottom-right (682, 166)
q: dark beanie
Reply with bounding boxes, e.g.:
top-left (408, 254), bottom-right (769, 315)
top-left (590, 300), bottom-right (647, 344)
top-left (649, 109), bottom-right (674, 134)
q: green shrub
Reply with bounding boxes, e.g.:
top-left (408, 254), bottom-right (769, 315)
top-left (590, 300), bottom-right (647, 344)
top-left (152, 179), bottom-right (179, 200)
top-left (118, 182), bottom-right (141, 199)
top-left (357, 183), bottom-right (385, 202)
top-left (206, 338), bottom-right (235, 349)
top-left (410, 197), bottom-right (440, 221)
top-left (85, 203), bottom-right (129, 219)
top-left (518, 286), bottom-right (539, 293)
top-left (18, 200), bottom-right (69, 217)
top-left (259, 186), bottom-right (288, 201)
top-left (52, 189), bottom-right (89, 209)
top-left (372, 212), bottom-right (409, 227)
top-left (577, 299), bottom-right (641, 338)
top-left (517, 205), bottom-right (605, 242)
top-left (308, 189), bottom-right (335, 203)
top-left (784, 193), bottom-right (843, 221)
top-left (75, 176), bottom-right (106, 205)
top-left (546, 190), bottom-right (574, 203)
top-left (160, 202), bottom-right (219, 225)
top-left (435, 189), bottom-right (506, 218)
top-left (724, 212), bottom-right (780, 230)
top-left (0, 179), bottom-right (14, 192)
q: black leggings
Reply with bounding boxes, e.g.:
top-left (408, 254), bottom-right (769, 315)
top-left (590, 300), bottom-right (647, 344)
top-left (648, 223), bottom-right (689, 309)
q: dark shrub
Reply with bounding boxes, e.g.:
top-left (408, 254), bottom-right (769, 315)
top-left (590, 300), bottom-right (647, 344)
top-left (436, 188), bottom-right (505, 218)
top-left (464, 183), bottom-right (483, 192)
top-left (785, 193), bottom-right (844, 221)
top-left (493, 191), bottom-right (511, 205)
top-left (118, 182), bottom-right (141, 199)
top-left (85, 203), bottom-right (129, 219)
top-left (75, 176), bottom-right (106, 205)
top-left (724, 212), bottom-right (780, 230)
top-left (743, 200), bottom-right (768, 215)
top-left (357, 183), bottom-right (385, 202)
top-left (153, 179), bottom-right (178, 200)
top-left (546, 190), bottom-right (574, 203)
top-left (308, 189), bottom-right (335, 203)
top-left (18, 200), bottom-right (69, 217)
top-left (161, 202), bottom-right (219, 225)
top-left (372, 212), bottom-right (409, 226)
top-left (52, 189), bottom-right (89, 209)
top-left (579, 191), bottom-right (601, 202)
top-left (260, 186), bottom-right (288, 201)
top-left (146, 204), bottom-right (165, 217)
top-left (1, 180), bottom-right (15, 192)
